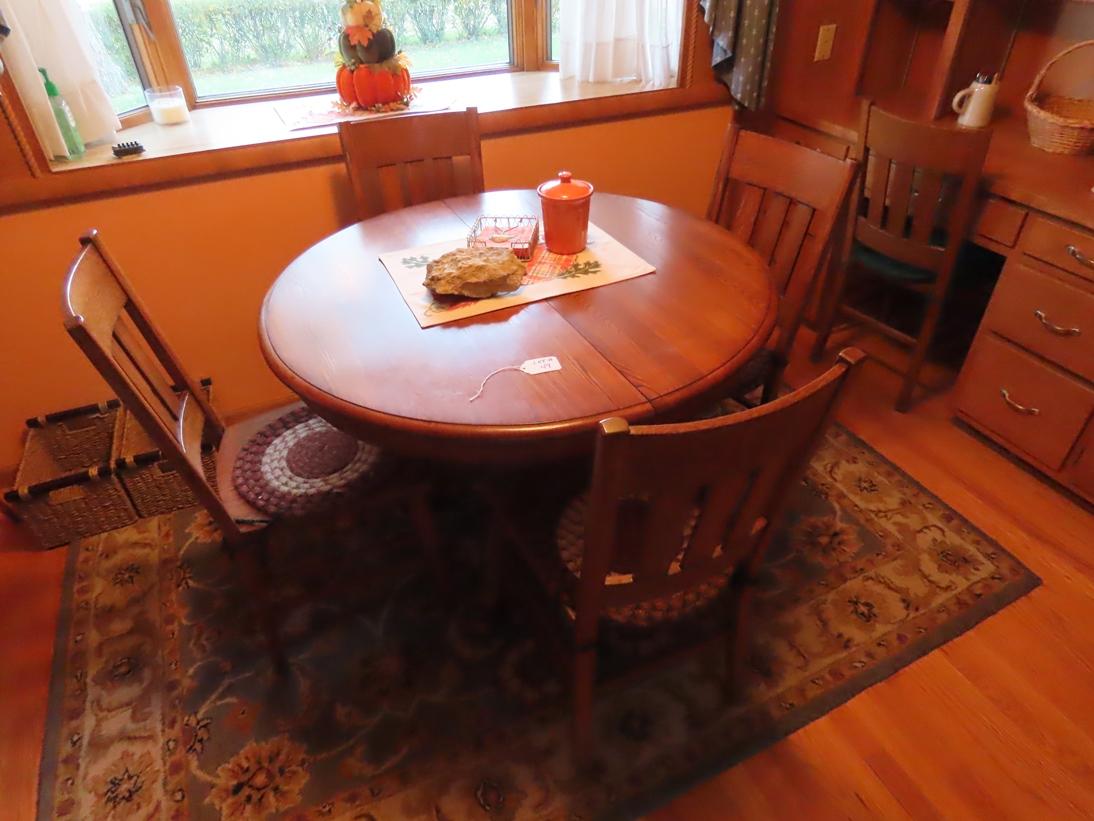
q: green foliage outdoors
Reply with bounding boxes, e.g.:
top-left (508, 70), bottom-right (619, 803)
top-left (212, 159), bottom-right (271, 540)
top-left (176, 0), bottom-right (334, 68)
top-left (453, 0), bottom-right (493, 40)
top-left (489, 0), bottom-right (508, 33)
top-left (406, 0), bottom-right (447, 45)
top-left (192, 35), bottom-right (509, 97)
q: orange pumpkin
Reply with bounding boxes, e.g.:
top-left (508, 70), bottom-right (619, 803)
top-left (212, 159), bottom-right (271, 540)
top-left (395, 68), bottom-right (411, 98)
top-left (339, 65), bottom-right (410, 108)
top-left (353, 67), bottom-right (376, 107)
top-left (372, 69), bottom-right (395, 103)
top-left (336, 66), bottom-right (356, 105)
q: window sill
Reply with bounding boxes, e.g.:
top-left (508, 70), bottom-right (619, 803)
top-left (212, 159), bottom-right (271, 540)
top-left (4, 71), bottom-right (728, 213)
top-left (51, 73), bottom-right (676, 172)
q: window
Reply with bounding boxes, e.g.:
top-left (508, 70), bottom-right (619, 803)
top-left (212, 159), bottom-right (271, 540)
top-left (547, 0), bottom-right (559, 63)
top-left (69, 0), bottom-right (684, 115)
top-left (168, 0), bottom-right (515, 100)
top-left (78, 0), bottom-right (147, 113)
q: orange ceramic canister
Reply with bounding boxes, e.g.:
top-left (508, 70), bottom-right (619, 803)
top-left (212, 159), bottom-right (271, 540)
top-left (537, 171), bottom-right (594, 254)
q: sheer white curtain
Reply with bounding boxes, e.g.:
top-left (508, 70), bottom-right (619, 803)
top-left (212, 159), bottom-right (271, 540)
top-left (559, 0), bottom-right (685, 87)
top-left (0, 0), bottom-right (119, 158)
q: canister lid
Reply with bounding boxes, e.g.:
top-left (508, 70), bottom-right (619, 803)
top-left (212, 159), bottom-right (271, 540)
top-left (537, 171), bottom-right (594, 201)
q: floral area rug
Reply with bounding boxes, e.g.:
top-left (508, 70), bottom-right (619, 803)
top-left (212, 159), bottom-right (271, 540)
top-left (37, 426), bottom-right (1039, 820)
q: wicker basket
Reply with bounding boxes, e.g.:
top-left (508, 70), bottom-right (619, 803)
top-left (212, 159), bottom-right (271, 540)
top-left (114, 378), bottom-right (219, 518)
top-left (4, 425), bottom-right (136, 549)
top-left (1024, 40), bottom-right (1094, 155)
top-left (24, 400), bottom-right (121, 472)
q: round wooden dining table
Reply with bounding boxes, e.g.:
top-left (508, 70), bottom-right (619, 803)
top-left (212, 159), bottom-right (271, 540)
top-left (260, 189), bottom-right (777, 464)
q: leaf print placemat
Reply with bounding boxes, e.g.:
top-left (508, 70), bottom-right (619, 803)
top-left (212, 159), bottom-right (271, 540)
top-left (379, 222), bottom-right (656, 328)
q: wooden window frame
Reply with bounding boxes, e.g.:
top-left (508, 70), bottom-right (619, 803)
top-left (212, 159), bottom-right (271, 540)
top-left (100, 0), bottom-right (703, 114)
top-left (512, 0), bottom-right (557, 73)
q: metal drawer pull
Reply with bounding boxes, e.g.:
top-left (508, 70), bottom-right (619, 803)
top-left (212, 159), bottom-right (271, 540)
top-left (1034, 309), bottom-right (1081, 336)
top-left (1067, 244), bottom-right (1094, 270)
top-left (1000, 388), bottom-right (1040, 416)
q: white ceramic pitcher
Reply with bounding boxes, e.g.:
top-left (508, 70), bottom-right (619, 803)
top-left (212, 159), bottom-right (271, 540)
top-left (952, 73), bottom-right (999, 129)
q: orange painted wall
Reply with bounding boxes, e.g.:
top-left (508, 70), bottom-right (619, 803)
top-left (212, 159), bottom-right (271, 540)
top-left (0, 105), bottom-right (731, 470)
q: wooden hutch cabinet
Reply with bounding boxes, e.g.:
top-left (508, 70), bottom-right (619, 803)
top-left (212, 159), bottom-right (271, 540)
top-left (758, 0), bottom-right (1094, 502)
top-left (954, 222), bottom-right (1094, 501)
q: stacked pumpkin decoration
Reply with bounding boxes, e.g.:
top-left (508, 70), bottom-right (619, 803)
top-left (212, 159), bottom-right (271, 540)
top-left (336, 0), bottom-right (412, 110)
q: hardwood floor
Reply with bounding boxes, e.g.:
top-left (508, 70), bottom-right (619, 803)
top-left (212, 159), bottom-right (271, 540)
top-left (2, 330), bottom-right (1091, 820)
top-left (653, 330), bottom-right (1094, 820)
top-left (0, 516), bottom-right (66, 821)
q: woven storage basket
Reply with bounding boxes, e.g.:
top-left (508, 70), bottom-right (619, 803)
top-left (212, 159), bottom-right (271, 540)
top-left (1024, 39), bottom-right (1094, 155)
top-left (5, 424), bottom-right (136, 549)
top-left (24, 399), bottom-right (121, 472)
top-left (114, 378), bottom-right (218, 518)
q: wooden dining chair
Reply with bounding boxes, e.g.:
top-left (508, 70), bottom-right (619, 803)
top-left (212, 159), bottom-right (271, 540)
top-left (339, 107), bottom-right (485, 220)
top-left (61, 230), bottom-right (440, 664)
top-left (487, 348), bottom-right (865, 758)
top-left (707, 125), bottom-right (857, 403)
top-left (810, 100), bottom-right (992, 411)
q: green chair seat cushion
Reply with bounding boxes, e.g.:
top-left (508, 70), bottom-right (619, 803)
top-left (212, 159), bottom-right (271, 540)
top-left (851, 221), bottom-right (950, 284)
top-left (851, 242), bottom-right (936, 283)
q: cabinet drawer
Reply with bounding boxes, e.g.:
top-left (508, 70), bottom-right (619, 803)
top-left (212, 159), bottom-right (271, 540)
top-left (955, 334), bottom-right (1094, 471)
top-left (974, 198), bottom-right (1026, 248)
top-left (984, 262), bottom-right (1094, 382)
top-left (1021, 216), bottom-right (1094, 284)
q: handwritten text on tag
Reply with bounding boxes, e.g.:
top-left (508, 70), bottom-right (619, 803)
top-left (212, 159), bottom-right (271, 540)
top-left (519, 356), bottom-right (562, 375)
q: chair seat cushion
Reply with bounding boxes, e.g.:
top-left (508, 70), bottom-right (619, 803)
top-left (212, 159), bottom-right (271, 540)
top-left (554, 494), bottom-right (732, 628)
top-left (725, 347), bottom-right (779, 396)
top-left (852, 242), bottom-right (936, 283)
top-left (231, 406), bottom-right (381, 516)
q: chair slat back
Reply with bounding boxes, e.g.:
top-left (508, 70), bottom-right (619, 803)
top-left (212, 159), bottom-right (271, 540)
top-left (61, 231), bottom-right (240, 539)
top-left (573, 349), bottom-right (865, 637)
top-left (340, 108), bottom-right (485, 220)
top-left (708, 127), bottom-right (856, 357)
top-left (854, 102), bottom-right (991, 276)
top-left (113, 311), bottom-right (183, 434)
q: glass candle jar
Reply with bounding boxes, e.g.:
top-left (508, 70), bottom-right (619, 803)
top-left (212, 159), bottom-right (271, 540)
top-left (145, 86), bottom-right (190, 126)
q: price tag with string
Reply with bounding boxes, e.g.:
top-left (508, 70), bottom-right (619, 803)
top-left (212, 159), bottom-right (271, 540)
top-left (469, 356), bottom-right (562, 402)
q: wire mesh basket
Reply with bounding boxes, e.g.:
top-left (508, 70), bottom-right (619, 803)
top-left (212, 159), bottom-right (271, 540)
top-left (467, 216), bottom-right (540, 260)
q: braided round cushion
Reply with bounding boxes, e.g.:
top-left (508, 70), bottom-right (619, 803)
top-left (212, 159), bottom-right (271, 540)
top-left (232, 407), bottom-right (380, 516)
top-left (555, 494), bottom-right (731, 628)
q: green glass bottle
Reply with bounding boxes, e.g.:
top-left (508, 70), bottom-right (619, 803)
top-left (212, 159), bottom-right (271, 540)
top-left (39, 68), bottom-right (85, 158)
